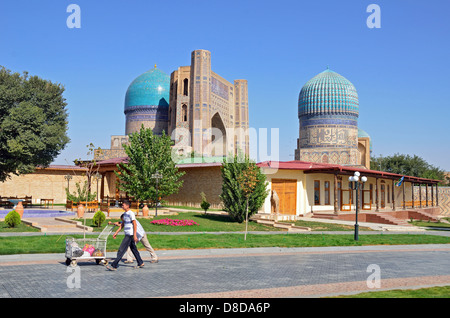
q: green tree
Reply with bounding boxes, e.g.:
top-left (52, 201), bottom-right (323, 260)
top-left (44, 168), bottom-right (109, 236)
top-left (115, 125), bottom-right (185, 205)
top-left (200, 192), bottom-right (211, 214)
top-left (220, 153), bottom-right (269, 223)
top-left (92, 210), bottom-right (106, 227)
top-left (371, 153), bottom-right (446, 185)
top-left (0, 67), bottom-right (70, 182)
top-left (5, 210), bottom-right (21, 227)
top-left (65, 181), bottom-right (97, 203)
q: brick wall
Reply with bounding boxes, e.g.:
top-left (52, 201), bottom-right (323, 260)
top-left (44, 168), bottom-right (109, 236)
top-left (165, 166), bottom-right (223, 209)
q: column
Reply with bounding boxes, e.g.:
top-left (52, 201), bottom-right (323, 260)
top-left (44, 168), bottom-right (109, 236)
top-left (419, 183), bottom-right (422, 208)
top-left (334, 173), bottom-right (339, 214)
top-left (431, 183), bottom-right (434, 207)
top-left (436, 184), bottom-right (439, 207)
top-left (190, 49), bottom-right (211, 156)
top-left (402, 181), bottom-right (406, 210)
top-left (100, 173), bottom-right (105, 200)
top-left (411, 182), bottom-right (415, 209)
top-left (392, 179), bottom-right (396, 211)
top-left (425, 184), bottom-right (429, 207)
top-left (375, 178), bottom-right (379, 212)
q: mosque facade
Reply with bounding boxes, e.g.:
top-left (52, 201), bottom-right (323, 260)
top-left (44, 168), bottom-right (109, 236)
top-left (96, 49), bottom-right (249, 160)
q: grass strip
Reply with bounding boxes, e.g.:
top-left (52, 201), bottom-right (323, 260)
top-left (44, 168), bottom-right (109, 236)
top-left (1, 233), bottom-right (449, 255)
top-left (331, 285), bottom-right (450, 298)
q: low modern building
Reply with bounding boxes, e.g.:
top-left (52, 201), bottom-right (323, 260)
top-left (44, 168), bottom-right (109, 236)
top-left (257, 160), bottom-right (442, 221)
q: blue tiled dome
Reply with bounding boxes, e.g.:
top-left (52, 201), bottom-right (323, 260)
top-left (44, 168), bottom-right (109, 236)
top-left (124, 66), bottom-right (170, 113)
top-left (298, 68), bottom-right (359, 118)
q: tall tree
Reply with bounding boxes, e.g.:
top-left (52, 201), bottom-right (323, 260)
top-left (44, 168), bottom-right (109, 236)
top-left (115, 125), bottom-right (185, 205)
top-left (371, 153), bottom-right (447, 185)
top-left (0, 66), bottom-right (70, 182)
top-left (220, 153), bottom-right (269, 223)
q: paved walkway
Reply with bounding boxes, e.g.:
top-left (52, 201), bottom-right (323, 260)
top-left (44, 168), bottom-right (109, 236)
top-left (1, 244), bottom-right (449, 298)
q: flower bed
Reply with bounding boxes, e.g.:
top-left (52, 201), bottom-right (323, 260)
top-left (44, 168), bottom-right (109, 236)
top-left (151, 218), bottom-right (199, 227)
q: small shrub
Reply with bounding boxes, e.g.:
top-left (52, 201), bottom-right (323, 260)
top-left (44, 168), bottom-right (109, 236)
top-left (200, 192), bottom-right (211, 214)
top-left (5, 210), bottom-right (21, 228)
top-left (92, 210), bottom-right (106, 227)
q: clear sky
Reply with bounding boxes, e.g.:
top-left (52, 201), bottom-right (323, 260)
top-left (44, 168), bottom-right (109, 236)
top-left (1, 0), bottom-right (449, 170)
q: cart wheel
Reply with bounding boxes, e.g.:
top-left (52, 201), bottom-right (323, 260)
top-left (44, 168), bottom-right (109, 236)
top-left (101, 259), bottom-right (108, 266)
top-left (95, 259), bottom-right (101, 265)
top-left (70, 260), bottom-right (77, 267)
top-left (65, 258), bottom-right (71, 266)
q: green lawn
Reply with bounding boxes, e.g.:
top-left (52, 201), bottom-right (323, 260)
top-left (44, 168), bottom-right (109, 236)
top-left (81, 212), bottom-right (285, 233)
top-left (281, 219), bottom-right (373, 231)
top-left (409, 218), bottom-right (450, 229)
top-left (82, 212), bottom-right (378, 233)
top-left (1, 233), bottom-right (449, 255)
top-left (0, 221), bottom-right (40, 232)
top-left (331, 285), bottom-right (450, 298)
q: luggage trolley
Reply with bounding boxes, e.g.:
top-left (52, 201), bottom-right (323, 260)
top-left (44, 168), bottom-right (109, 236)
top-left (65, 224), bottom-right (116, 267)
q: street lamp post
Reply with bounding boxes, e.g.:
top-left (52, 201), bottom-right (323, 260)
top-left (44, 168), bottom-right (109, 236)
top-left (152, 171), bottom-right (162, 217)
top-left (348, 171), bottom-right (367, 241)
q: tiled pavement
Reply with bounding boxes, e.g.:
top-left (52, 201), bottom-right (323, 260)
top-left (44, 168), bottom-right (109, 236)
top-left (1, 244), bottom-right (450, 298)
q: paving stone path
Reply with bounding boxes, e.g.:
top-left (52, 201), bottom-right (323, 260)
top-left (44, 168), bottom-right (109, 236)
top-left (1, 244), bottom-right (449, 298)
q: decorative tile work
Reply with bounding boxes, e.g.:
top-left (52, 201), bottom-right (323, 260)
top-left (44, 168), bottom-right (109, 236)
top-left (211, 76), bottom-right (229, 100)
top-left (298, 69), bottom-right (359, 117)
top-left (124, 68), bottom-right (170, 110)
top-left (296, 68), bottom-right (360, 166)
top-left (414, 186), bottom-right (450, 216)
top-left (299, 125), bottom-right (358, 148)
top-left (124, 67), bottom-right (170, 135)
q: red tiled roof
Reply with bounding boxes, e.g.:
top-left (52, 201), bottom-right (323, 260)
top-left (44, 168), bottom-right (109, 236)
top-left (38, 165), bottom-right (88, 171)
top-left (257, 160), bottom-right (440, 184)
top-left (95, 157), bottom-right (129, 165)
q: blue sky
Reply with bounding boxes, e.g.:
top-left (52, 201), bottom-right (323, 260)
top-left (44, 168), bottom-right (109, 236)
top-left (1, 0), bottom-right (449, 170)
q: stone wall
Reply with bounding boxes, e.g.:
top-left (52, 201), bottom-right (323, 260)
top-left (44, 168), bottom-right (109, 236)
top-left (0, 167), bottom-right (87, 204)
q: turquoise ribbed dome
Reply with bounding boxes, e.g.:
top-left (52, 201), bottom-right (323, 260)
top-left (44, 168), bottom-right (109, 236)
top-left (298, 68), bottom-right (359, 118)
top-left (124, 66), bottom-right (170, 113)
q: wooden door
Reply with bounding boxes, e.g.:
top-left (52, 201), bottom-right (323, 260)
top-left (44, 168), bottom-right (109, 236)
top-left (380, 184), bottom-right (385, 208)
top-left (271, 179), bottom-right (297, 215)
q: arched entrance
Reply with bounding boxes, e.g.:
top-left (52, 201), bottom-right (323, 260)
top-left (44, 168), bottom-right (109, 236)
top-left (210, 112), bottom-right (227, 157)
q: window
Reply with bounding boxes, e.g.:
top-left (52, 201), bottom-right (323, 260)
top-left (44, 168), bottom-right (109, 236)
top-left (182, 104), bottom-right (187, 122)
top-left (314, 180), bottom-right (320, 205)
top-left (324, 181), bottom-right (330, 205)
top-left (183, 78), bottom-right (189, 96)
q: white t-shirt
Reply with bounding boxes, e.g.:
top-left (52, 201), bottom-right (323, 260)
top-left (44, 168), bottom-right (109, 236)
top-left (135, 219), bottom-right (145, 241)
top-left (122, 210), bottom-right (145, 240)
top-left (122, 210), bottom-right (136, 236)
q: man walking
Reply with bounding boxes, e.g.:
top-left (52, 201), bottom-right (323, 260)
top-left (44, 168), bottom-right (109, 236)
top-left (125, 218), bottom-right (159, 264)
top-left (107, 200), bottom-right (144, 270)
top-left (108, 214), bottom-right (158, 264)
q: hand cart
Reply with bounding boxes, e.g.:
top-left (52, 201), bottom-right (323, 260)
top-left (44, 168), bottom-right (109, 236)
top-left (65, 224), bottom-right (116, 267)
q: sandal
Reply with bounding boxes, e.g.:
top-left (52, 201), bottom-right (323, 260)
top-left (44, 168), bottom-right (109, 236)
top-left (106, 265), bottom-right (117, 271)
